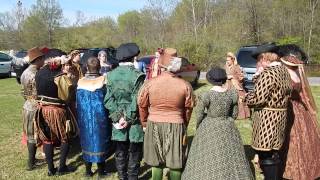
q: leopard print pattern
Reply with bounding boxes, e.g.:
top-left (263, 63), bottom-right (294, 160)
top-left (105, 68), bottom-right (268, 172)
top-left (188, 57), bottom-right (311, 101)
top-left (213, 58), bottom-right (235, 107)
top-left (246, 65), bottom-right (291, 150)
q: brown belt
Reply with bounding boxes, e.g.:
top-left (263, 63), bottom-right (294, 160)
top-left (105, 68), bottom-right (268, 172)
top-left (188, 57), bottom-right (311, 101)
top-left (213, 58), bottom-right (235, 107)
top-left (37, 96), bottom-right (65, 106)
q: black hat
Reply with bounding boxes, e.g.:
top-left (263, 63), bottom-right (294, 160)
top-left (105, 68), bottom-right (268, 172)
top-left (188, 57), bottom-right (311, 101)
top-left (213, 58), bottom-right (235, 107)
top-left (206, 67), bottom-right (227, 86)
top-left (116, 43), bottom-right (140, 62)
top-left (277, 44), bottom-right (308, 63)
top-left (251, 43), bottom-right (278, 59)
top-left (44, 48), bottom-right (67, 59)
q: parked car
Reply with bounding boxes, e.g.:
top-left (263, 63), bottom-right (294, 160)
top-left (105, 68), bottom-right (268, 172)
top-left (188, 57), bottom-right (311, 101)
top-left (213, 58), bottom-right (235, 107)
top-left (138, 56), bottom-right (200, 86)
top-left (11, 50), bottom-right (28, 83)
top-left (0, 52), bottom-right (13, 77)
top-left (236, 45), bottom-right (258, 91)
top-left (80, 47), bottom-right (118, 73)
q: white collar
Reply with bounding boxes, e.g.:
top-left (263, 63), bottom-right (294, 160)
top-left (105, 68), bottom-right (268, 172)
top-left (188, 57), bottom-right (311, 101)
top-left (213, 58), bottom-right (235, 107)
top-left (119, 62), bottom-right (134, 66)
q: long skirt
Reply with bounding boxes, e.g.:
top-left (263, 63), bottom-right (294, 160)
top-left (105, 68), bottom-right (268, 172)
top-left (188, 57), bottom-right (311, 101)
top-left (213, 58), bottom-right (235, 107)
top-left (144, 121), bottom-right (186, 169)
top-left (182, 117), bottom-right (253, 180)
top-left (35, 105), bottom-right (78, 144)
top-left (281, 100), bottom-right (320, 180)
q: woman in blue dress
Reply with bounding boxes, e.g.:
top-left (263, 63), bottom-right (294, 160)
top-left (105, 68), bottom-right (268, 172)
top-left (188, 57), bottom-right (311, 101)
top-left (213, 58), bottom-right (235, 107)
top-left (76, 57), bottom-right (110, 178)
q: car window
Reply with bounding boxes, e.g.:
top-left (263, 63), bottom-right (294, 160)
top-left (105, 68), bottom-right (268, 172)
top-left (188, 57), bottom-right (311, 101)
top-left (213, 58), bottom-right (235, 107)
top-left (0, 53), bottom-right (12, 62)
top-left (237, 50), bottom-right (257, 68)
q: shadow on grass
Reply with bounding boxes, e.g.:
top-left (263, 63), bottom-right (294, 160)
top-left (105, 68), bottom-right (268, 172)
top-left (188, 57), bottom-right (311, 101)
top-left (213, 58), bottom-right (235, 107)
top-left (244, 145), bottom-right (256, 178)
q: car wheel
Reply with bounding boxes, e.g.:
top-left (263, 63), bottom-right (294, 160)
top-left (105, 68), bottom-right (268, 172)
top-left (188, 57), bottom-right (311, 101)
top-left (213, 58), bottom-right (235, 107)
top-left (191, 71), bottom-right (200, 87)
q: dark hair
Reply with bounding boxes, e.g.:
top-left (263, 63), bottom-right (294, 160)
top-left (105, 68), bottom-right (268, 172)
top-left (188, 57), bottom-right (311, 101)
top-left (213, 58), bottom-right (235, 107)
top-left (206, 67), bottom-right (227, 86)
top-left (277, 44), bottom-right (307, 62)
top-left (86, 57), bottom-right (100, 73)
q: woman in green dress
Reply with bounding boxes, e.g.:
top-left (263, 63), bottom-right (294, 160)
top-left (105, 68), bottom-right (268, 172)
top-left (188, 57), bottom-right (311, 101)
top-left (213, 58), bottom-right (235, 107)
top-left (182, 67), bottom-right (253, 180)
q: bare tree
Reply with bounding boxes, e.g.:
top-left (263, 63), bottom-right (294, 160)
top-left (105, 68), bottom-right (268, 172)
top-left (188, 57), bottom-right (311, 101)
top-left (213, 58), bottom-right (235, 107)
top-left (307, 0), bottom-right (319, 57)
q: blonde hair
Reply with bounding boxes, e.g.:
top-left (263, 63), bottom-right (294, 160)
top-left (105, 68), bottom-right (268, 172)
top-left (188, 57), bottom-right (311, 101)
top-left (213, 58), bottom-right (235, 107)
top-left (258, 52), bottom-right (279, 63)
top-left (226, 52), bottom-right (238, 65)
top-left (69, 50), bottom-right (81, 60)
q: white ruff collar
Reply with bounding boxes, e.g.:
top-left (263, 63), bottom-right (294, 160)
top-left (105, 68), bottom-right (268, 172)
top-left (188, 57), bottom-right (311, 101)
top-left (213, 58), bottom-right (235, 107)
top-left (119, 62), bottom-right (134, 66)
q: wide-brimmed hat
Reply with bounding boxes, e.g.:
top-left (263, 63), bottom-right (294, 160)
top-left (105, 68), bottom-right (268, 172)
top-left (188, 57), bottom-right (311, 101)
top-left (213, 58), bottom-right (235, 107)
top-left (27, 47), bottom-right (44, 63)
top-left (116, 43), bottom-right (140, 62)
top-left (251, 43), bottom-right (279, 59)
top-left (158, 48), bottom-right (177, 68)
top-left (206, 67), bottom-right (227, 86)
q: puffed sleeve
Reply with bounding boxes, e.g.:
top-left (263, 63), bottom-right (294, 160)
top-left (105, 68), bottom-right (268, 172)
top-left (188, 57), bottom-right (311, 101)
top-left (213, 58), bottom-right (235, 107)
top-left (137, 81), bottom-right (150, 127)
top-left (245, 69), bottom-right (274, 108)
top-left (196, 91), bottom-right (210, 129)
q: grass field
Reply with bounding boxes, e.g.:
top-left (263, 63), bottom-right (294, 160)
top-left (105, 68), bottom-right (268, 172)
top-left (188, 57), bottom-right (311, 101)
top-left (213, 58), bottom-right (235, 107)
top-left (0, 78), bottom-right (319, 180)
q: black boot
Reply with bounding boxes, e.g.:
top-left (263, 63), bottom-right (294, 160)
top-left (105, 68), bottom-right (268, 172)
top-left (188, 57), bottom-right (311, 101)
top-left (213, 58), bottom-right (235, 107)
top-left (127, 152), bottom-right (142, 180)
top-left (260, 156), bottom-right (281, 180)
top-left (43, 143), bottom-right (56, 176)
top-left (57, 143), bottom-right (75, 175)
top-left (84, 162), bottom-right (93, 177)
top-left (115, 151), bottom-right (128, 180)
top-left (97, 162), bottom-right (111, 178)
top-left (26, 142), bottom-right (37, 171)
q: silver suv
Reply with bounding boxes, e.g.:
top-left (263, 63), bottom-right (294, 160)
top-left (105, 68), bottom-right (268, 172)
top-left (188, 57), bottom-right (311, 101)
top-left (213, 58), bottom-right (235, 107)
top-left (236, 45), bottom-right (258, 91)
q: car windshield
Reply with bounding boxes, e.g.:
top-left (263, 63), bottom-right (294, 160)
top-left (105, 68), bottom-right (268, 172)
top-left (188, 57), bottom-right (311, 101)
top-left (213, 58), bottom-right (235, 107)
top-left (237, 50), bottom-right (257, 68)
top-left (15, 51), bottom-right (27, 58)
top-left (0, 53), bottom-right (11, 62)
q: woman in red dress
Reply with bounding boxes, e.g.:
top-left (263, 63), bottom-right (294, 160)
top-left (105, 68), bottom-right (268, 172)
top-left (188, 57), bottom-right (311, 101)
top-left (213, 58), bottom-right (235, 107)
top-left (279, 44), bottom-right (320, 180)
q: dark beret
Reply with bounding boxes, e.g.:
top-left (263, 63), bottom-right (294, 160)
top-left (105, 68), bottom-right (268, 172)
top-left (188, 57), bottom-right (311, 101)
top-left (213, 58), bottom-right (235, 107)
top-left (206, 67), bottom-right (227, 86)
top-left (116, 43), bottom-right (140, 62)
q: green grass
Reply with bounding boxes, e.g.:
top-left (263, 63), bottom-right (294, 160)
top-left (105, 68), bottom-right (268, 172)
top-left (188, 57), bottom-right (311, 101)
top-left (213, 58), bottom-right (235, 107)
top-left (0, 78), bottom-right (319, 180)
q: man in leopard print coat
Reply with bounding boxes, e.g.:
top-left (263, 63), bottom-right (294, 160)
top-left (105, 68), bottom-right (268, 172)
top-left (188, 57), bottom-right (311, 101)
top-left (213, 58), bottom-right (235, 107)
top-left (245, 44), bottom-right (291, 180)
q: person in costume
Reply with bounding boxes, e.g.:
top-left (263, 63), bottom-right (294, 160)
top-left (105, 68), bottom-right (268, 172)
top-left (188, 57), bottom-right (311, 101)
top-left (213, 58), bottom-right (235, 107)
top-left (104, 43), bottom-right (145, 180)
top-left (98, 50), bottom-right (113, 75)
top-left (21, 47), bottom-right (45, 170)
top-left (225, 52), bottom-right (250, 119)
top-left (76, 57), bottom-right (111, 178)
top-left (182, 67), bottom-right (253, 180)
top-left (69, 50), bottom-right (83, 80)
top-left (138, 48), bottom-right (195, 180)
top-left (146, 48), bottom-right (163, 80)
top-left (244, 43), bottom-right (292, 180)
top-left (54, 55), bottom-right (78, 116)
top-left (277, 44), bottom-right (320, 180)
top-left (34, 50), bottom-right (78, 176)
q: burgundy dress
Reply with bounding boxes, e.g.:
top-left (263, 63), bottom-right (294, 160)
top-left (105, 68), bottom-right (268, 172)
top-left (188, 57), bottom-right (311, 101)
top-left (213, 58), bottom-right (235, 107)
top-left (281, 81), bottom-right (320, 180)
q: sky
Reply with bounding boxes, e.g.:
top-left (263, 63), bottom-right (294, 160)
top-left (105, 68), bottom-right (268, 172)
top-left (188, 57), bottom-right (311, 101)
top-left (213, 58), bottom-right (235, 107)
top-left (0, 0), bottom-right (149, 24)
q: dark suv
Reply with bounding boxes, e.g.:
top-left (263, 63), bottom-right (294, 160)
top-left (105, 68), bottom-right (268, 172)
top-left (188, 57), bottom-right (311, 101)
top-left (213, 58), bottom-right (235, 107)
top-left (236, 45), bottom-right (258, 91)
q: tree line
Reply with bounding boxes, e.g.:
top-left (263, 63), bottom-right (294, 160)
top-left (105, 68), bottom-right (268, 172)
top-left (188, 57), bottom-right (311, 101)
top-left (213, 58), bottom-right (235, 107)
top-left (0, 0), bottom-right (319, 69)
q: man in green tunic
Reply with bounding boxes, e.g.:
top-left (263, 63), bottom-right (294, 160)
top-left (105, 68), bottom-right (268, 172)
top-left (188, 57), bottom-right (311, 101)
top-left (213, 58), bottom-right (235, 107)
top-left (104, 43), bottom-right (145, 180)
